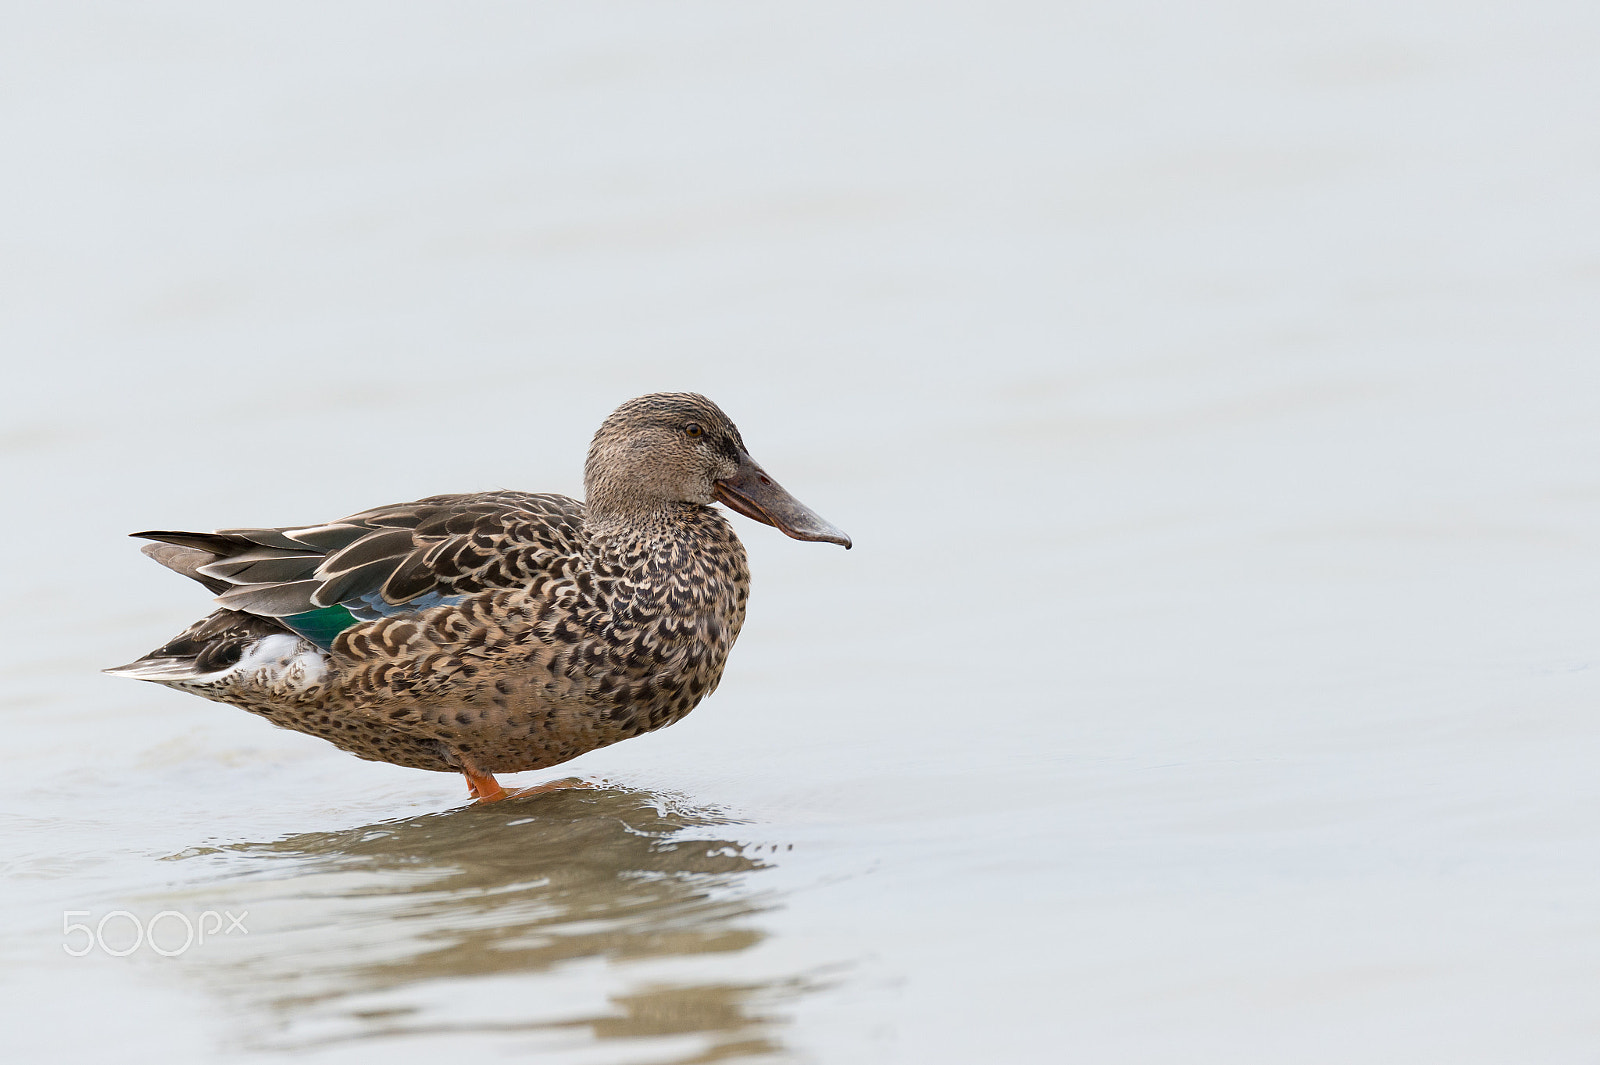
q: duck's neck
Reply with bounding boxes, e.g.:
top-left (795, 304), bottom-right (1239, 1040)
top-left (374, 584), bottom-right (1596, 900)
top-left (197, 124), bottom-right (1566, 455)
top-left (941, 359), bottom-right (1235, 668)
top-left (584, 500), bottom-right (714, 551)
top-left (583, 502), bottom-right (751, 628)
top-left (582, 446), bottom-right (711, 536)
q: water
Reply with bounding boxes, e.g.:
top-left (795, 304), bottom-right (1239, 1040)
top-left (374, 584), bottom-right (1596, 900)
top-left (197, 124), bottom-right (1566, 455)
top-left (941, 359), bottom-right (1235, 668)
top-left (4, 2), bottom-right (1600, 1061)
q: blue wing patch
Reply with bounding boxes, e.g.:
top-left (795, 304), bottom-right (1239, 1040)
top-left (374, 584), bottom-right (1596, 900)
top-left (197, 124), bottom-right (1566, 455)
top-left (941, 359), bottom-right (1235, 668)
top-left (282, 591), bottom-right (467, 650)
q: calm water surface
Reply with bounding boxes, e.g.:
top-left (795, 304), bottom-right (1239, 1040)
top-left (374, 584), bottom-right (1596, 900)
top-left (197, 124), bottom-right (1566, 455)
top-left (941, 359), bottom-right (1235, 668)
top-left (184, 788), bottom-right (792, 1058)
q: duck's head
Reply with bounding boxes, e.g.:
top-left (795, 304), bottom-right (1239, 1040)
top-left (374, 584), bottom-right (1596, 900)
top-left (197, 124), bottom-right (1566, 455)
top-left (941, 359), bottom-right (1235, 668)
top-left (585, 392), bottom-right (851, 548)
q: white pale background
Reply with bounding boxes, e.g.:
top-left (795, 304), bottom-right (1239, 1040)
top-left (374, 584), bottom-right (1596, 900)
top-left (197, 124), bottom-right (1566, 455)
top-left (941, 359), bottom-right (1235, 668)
top-left (2, 3), bottom-right (1598, 1063)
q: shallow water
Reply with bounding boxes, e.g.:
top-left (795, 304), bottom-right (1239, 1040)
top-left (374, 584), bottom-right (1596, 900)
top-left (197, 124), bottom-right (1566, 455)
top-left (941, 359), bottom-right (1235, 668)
top-left (174, 788), bottom-right (787, 1057)
top-left (5, 2), bottom-right (1600, 1062)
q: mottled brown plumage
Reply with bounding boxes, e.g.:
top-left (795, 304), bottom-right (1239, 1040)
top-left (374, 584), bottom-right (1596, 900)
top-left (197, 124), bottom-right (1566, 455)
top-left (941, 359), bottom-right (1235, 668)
top-left (107, 393), bottom-right (850, 801)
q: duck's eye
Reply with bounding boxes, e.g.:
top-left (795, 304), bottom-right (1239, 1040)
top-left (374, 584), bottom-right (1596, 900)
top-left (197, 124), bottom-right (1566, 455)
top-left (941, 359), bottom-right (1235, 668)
top-left (685, 423), bottom-right (704, 438)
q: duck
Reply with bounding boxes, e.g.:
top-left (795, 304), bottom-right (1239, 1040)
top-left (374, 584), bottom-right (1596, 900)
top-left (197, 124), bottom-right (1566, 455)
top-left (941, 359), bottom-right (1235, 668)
top-left (106, 392), bottom-right (850, 802)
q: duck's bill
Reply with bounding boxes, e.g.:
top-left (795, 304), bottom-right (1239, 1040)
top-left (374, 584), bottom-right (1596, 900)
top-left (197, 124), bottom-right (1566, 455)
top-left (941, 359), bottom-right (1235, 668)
top-left (714, 457), bottom-right (852, 549)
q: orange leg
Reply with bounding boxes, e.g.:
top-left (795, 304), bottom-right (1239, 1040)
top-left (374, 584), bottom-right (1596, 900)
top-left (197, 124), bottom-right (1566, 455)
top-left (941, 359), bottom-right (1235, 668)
top-left (463, 770), bottom-right (508, 803)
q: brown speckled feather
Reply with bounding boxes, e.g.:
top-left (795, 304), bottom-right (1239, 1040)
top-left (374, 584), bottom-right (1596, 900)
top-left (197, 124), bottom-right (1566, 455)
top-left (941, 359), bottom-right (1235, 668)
top-left (137, 491), bottom-right (587, 618)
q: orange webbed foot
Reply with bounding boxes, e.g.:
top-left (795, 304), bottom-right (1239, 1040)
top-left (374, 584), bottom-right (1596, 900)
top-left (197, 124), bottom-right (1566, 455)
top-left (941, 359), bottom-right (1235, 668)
top-left (463, 772), bottom-right (596, 804)
top-left (502, 777), bottom-right (595, 800)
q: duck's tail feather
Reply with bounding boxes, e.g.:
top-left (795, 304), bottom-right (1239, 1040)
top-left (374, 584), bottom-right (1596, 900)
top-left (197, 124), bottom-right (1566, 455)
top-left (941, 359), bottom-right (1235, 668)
top-left (104, 609), bottom-right (319, 685)
top-left (132, 529), bottom-right (328, 618)
top-left (137, 542), bottom-right (233, 595)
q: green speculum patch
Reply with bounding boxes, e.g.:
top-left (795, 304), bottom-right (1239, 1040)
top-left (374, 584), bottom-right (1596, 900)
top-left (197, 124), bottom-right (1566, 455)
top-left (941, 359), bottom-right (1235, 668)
top-left (281, 604), bottom-right (359, 650)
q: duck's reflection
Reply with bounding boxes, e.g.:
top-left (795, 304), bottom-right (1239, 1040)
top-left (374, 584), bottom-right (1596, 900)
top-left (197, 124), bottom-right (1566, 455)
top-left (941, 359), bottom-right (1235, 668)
top-left (189, 785), bottom-right (798, 1061)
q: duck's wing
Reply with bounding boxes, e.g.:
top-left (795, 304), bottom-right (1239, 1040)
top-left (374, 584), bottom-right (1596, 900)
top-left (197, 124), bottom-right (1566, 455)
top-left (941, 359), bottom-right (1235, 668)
top-left (135, 491), bottom-right (586, 648)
